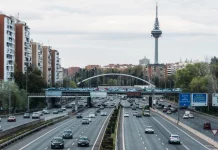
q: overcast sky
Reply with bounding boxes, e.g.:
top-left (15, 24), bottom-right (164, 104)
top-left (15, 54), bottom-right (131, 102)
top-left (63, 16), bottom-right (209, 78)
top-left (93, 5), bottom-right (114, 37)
top-left (1, 0), bottom-right (218, 68)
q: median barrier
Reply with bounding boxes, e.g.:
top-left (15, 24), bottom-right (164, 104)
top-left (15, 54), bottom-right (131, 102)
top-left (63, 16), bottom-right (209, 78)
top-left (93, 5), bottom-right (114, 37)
top-left (150, 108), bottom-right (218, 148)
top-left (0, 119), bottom-right (44, 138)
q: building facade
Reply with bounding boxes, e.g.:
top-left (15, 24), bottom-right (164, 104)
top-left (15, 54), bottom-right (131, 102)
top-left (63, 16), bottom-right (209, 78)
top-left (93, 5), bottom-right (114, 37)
top-left (67, 67), bottom-right (80, 76)
top-left (43, 46), bottom-right (52, 85)
top-left (144, 64), bottom-right (167, 82)
top-left (139, 57), bottom-right (150, 66)
top-left (51, 50), bottom-right (61, 86)
top-left (0, 14), bottom-right (15, 81)
top-left (85, 65), bottom-right (100, 70)
top-left (102, 64), bottom-right (136, 70)
top-left (31, 41), bottom-right (43, 73)
top-left (15, 21), bottom-right (31, 73)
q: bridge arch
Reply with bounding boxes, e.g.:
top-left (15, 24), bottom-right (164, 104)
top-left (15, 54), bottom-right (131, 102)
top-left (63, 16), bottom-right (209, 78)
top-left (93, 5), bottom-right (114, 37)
top-left (77, 73), bottom-right (155, 88)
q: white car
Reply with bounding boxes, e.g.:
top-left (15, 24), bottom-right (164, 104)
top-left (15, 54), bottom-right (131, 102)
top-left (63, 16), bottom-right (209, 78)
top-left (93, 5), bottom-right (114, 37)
top-left (84, 116), bottom-right (92, 122)
top-left (89, 113), bottom-right (95, 118)
top-left (188, 114), bottom-right (194, 118)
top-left (183, 114), bottom-right (189, 119)
top-left (124, 112), bottom-right (129, 117)
top-left (145, 126), bottom-right (154, 134)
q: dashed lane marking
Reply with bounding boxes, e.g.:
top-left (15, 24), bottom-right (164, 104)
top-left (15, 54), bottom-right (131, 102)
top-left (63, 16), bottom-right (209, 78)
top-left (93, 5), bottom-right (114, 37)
top-left (72, 143), bottom-right (74, 145)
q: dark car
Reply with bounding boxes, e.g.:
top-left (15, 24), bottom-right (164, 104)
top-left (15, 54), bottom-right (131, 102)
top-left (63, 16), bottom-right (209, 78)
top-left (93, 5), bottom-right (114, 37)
top-left (53, 110), bottom-right (59, 114)
top-left (66, 104), bottom-right (72, 108)
top-left (23, 113), bottom-right (30, 118)
top-left (51, 137), bottom-right (64, 149)
top-left (58, 109), bottom-right (63, 113)
top-left (136, 113), bottom-right (142, 117)
top-left (96, 109), bottom-right (100, 113)
top-left (203, 122), bottom-right (211, 130)
top-left (77, 113), bottom-right (83, 118)
top-left (78, 136), bottom-right (90, 147)
top-left (163, 108), bottom-right (168, 112)
top-left (62, 130), bottom-right (73, 139)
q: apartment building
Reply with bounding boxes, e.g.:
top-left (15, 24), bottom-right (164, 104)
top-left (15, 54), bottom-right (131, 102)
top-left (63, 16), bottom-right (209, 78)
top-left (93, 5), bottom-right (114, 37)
top-left (31, 41), bottom-right (43, 73)
top-left (15, 21), bottom-right (31, 73)
top-left (67, 67), bottom-right (80, 76)
top-left (43, 46), bottom-right (52, 85)
top-left (144, 64), bottom-right (167, 81)
top-left (51, 49), bottom-right (61, 86)
top-left (0, 14), bottom-right (15, 81)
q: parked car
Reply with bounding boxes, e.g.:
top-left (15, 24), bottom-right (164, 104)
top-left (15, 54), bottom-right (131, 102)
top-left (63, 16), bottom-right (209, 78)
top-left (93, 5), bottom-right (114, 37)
top-left (51, 137), bottom-right (64, 149)
top-left (168, 134), bottom-right (180, 144)
top-left (23, 112), bottom-right (30, 118)
top-left (7, 116), bottom-right (16, 122)
top-left (203, 122), bottom-right (211, 130)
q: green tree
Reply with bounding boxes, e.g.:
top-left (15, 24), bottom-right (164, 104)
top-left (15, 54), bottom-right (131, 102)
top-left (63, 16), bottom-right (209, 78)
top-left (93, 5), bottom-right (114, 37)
top-left (69, 81), bottom-right (77, 88)
top-left (189, 76), bottom-right (208, 92)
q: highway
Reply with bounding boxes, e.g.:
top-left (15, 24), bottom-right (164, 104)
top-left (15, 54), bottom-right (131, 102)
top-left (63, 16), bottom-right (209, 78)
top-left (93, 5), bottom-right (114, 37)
top-left (4, 97), bottom-right (118, 150)
top-left (121, 100), bottom-right (216, 150)
top-left (159, 100), bottom-right (218, 142)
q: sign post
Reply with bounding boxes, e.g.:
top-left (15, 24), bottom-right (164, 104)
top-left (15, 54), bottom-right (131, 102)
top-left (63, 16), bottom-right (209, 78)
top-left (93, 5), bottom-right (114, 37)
top-left (178, 93), bottom-right (191, 123)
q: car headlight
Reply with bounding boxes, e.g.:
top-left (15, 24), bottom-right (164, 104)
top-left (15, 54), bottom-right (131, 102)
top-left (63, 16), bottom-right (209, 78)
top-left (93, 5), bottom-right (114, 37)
top-left (51, 142), bottom-right (54, 145)
top-left (60, 143), bottom-right (63, 145)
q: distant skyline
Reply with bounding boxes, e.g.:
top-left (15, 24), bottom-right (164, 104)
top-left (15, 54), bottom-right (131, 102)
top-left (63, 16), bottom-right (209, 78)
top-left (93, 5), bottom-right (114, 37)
top-left (1, 0), bottom-right (218, 68)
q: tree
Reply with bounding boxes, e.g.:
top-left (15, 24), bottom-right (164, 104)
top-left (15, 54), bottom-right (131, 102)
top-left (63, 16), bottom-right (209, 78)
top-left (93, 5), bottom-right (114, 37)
top-left (69, 81), bottom-right (77, 88)
top-left (189, 76), bottom-right (208, 92)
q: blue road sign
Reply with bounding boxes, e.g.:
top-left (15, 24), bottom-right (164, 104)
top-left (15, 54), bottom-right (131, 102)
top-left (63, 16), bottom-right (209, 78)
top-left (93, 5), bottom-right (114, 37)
top-left (191, 93), bottom-right (208, 106)
top-left (179, 93), bottom-right (191, 106)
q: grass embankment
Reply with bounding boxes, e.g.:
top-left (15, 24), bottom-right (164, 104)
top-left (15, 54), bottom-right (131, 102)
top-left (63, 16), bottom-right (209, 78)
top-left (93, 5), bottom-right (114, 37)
top-left (100, 106), bottom-right (120, 150)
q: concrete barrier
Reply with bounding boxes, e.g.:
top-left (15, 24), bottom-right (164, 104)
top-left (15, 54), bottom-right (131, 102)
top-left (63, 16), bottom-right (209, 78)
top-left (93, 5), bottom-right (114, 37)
top-left (151, 108), bottom-right (218, 148)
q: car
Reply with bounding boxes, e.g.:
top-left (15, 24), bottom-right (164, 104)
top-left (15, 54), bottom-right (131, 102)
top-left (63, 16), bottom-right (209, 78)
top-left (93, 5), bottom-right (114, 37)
top-left (101, 112), bottom-right (107, 116)
top-left (168, 134), bottom-right (180, 144)
top-left (203, 122), bottom-right (211, 129)
top-left (38, 111), bottom-right (43, 116)
top-left (61, 107), bottom-right (66, 111)
top-left (144, 110), bottom-right (150, 116)
top-left (7, 116), bottom-right (16, 122)
top-left (44, 110), bottom-right (50, 114)
top-left (82, 118), bottom-right (89, 124)
top-left (136, 113), bottom-right (142, 117)
top-left (51, 137), bottom-right (64, 149)
top-left (124, 112), bottom-right (129, 117)
top-left (166, 110), bottom-right (171, 114)
top-left (84, 116), bottom-right (92, 122)
top-left (133, 111), bottom-right (138, 116)
top-left (145, 126), bottom-right (154, 134)
top-left (0, 125), bottom-right (2, 131)
top-left (170, 108), bottom-right (177, 113)
top-left (139, 106), bottom-right (143, 109)
top-left (32, 112), bottom-right (40, 119)
top-left (43, 108), bottom-right (48, 113)
top-left (100, 105), bottom-right (104, 109)
top-left (78, 136), bottom-right (90, 147)
top-left (183, 114), bottom-right (189, 119)
top-left (58, 109), bottom-right (63, 113)
top-left (168, 105), bottom-right (172, 108)
top-left (188, 114), bottom-right (194, 118)
top-left (53, 110), bottom-right (59, 114)
top-left (96, 109), bottom-right (100, 113)
top-left (23, 112), bottom-right (30, 118)
top-left (76, 113), bottom-right (83, 118)
top-left (89, 113), bottom-right (95, 118)
top-left (62, 129), bottom-right (73, 139)
top-left (163, 108), bottom-right (168, 112)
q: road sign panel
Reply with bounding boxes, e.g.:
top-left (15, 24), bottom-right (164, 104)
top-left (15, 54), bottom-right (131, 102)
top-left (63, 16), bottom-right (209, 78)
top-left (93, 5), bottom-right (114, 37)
top-left (179, 93), bottom-right (191, 107)
top-left (191, 93), bottom-right (208, 106)
top-left (212, 93), bottom-right (218, 106)
top-left (211, 129), bottom-right (217, 136)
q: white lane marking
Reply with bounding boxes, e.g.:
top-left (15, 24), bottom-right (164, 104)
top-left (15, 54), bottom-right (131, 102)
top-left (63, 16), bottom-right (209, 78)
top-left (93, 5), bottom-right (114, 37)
top-left (91, 108), bottom-right (114, 150)
top-left (45, 147), bottom-right (48, 150)
top-left (143, 142), bottom-right (144, 144)
top-left (166, 148), bottom-right (168, 150)
top-left (154, 114), bottom-right (210, 150)
top-left (19, 118), bottom-right (73, 150)
top-left (158, 138), bottom-right (160, 140)
top-left (68, 148), bottom-right (70, 150)
top-left (72, 143), bottom-right (74, 145)
top-left (122, 108), bottom-right (126, 150)
top-left (145, 147), bottom-right (147, 149)
top-left (162, 143), bottom-right (164, 145)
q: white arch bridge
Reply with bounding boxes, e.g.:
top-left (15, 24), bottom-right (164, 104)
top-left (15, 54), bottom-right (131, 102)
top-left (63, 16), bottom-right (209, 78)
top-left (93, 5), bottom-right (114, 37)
top-left (77, 73), bottom-right (155, 88)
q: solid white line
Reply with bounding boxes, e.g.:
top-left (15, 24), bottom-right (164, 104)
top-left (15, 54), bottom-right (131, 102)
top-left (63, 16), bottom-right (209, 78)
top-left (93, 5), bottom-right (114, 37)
top-left (44, 147), bottom-right (48, 150)
top-left (155, 114), bottom-right (210, 150)
top-left (68, 148), bottom-right (70, 150)
top-left (122, 107), bottom-right (126, 150)
top-left (91, 108), bottom-right (114, 150)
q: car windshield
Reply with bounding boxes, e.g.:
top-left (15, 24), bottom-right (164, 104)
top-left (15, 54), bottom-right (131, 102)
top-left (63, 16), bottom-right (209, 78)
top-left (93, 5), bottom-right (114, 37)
top-left (53, 138), bottom-right (62, 142)
top-left (64, 130), bottom-right (72, 134)
top-left (172, 136), bottom-right (179, 138)
top-left (79, 137), bottom-right (88, 140)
